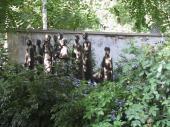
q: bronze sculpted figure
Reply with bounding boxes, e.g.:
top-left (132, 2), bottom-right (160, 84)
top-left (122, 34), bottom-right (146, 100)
top-left (72, 35), bottom-right (83, 79)
top-left (146, 117), bottom-right (153, 127)
top-left (101, 47), bottom-right (113, 81)
top-left (23, 33), bottom-right (114, 82)
top-left (24, 40), bottom-right (35, 70)
top-left (59, 39), bottom-right (68, 59)
top-left (58, 39), bottom-right (69, 74)
top-left (43, 35), bottom-right (53, 73)
top-left (58, 33), bottom-right (64, 49)
top-left (82, 33), bottom-right (92, 80)
top-left (36, 39), bottom-right (43, 64)
top-left (53, 34), bottom-right (61, 60)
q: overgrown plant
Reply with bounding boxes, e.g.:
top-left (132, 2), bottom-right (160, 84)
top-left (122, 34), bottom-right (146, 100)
top-left (52, 41), bottom-right (170, 127)
top-left (112, 41), bottom-right (170, 126)
top-left (0, 63), bottom-right (76, 127)
top-left (0, 40), bottom-right (170, 127)
top-left (111, 0), bottom-right (170, 32)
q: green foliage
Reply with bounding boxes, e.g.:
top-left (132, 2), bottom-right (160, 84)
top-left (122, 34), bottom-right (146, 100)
top-left (1, 34), bottom-right (170, 126)
top-left (116, 41), bottom-right (170, 126)
top-left (82, 82), bottom-right (127, 127)
top-left (48, 0), bottom-right (99, 30)
top-left (111, 0), bottom-right (170, 32)
top-left (0, 0), bottom-right (41, 31)
top-left (51, 81), bottom-right (128, 127)
top-left (109, 2), bottom-right (134, 26)
top-left (0, 64), bottom-right (76, 127)
top-left (52, 41), bottom-right (170, 127)
top-left (0, 0), bottom-right (99, 31)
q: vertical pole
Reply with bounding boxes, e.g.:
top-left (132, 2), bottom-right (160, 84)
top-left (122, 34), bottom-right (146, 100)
top-left (42, 0), bottom-right (47, 30)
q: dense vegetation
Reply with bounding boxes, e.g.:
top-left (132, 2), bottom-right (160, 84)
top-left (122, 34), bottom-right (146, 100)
top-left (1, 0), bottom-right (170, 32)
top-left (0, 0), bottom-right (99, 31)
top-left (0, 36), bottom-right (170, 126)
top-left (0, 0), bottom-right (169, 127)
top-left (111, 0), bottom-right (170, 32)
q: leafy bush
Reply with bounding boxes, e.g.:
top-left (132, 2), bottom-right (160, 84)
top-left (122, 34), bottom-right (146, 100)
top-left (52, 41), bottom-right (170, 127)
top-left (0, 40), bottom-right (170, 127)
top-left (111, 0), bottom-right (170, 32)
top-left (121, 42), bottom-right (170, 127)
top-left (0, 63), bottom-right (76, 127)
top-left (51, 81), bottom-right (125, 127)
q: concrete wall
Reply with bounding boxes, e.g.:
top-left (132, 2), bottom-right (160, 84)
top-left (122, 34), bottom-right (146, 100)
top-left (7, 30), bottom-right (168, 68)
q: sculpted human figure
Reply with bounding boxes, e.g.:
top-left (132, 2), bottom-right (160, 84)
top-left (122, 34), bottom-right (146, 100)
top-left (59, 39), bottom-right (68, 59)
top-left (45, 34), bottom-right (51, 42)
top-left (43, 35), bottom-right (53, 73)
top-left (53, 34), bottom-right (61, 60)
top-left (72, 35), bottom-right (83, 79)
top-left (82, 33), bottom-right (92, 80)
top-left (145, 117), bottom-right (153, 127)
top-left (92, 69), bottom-right (103, 83)
top-left (57, 39), bottom-right (69, 74)
top-left (58, 33), bottom-right (64, 48)
top-left (24, 39), bottom-right (35, 70)
top-left (36, 39), bottom-right (43, 64)
top-left (101, 47), bottom-right (113, 81)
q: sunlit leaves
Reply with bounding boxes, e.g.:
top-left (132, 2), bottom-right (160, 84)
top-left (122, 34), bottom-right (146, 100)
top-left (47, 0), bottom-right (99, 30)
top-left (0, 0), bottom-right (99, 31)
top-left (112, 0), bottom-right (170, 32)
top-left (117, 41), bottom-right (170, 126)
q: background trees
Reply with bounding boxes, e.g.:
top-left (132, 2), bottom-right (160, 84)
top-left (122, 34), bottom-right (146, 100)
top-left (1, 38), bottom-right (170, 127)
top-left (112, 0), bottom-right (170, 32)
top-left (0, 0), bottom-right (169, 32)
top-left (0, 0), bottom-right (99, 31)
top-left (0, 1), bottom-right (170, 126)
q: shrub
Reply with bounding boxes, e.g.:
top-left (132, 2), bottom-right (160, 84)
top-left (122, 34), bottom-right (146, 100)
top-left (51, 41), bottom-right (170, 127)
top-left (0, 64), bottom-right (75, 127)
top-left (0, 40), bottom-right (170, 127)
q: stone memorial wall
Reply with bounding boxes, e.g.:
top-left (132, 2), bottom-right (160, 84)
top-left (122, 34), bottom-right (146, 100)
top-left (7, 30), bottom-right (167, 67)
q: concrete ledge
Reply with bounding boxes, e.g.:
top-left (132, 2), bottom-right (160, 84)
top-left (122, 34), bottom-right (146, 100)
top-left (7, 29), bottom-right (169, 37)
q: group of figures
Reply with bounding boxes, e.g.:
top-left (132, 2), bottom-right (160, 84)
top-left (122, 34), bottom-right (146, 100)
top-left (24, 33), bottom-right (113, 82)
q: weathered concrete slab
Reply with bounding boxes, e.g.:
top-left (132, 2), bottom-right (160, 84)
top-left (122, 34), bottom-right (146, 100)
top-left (7, 30), bottom-right (168, 67)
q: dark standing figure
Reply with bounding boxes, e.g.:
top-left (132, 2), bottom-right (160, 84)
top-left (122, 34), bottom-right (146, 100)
top-left (59, 39), bottom-right (68, 59)
top-left (43, 35), bottom-right (53, 73)
top-left (58, 33), bottom-right (64, 48)
top-left (36, 39), bottom-right (43, 64)
top-left (72, 35), bottom-right (83, 79)
top-left (146, 117), bottom-right (153, 127)
top-left (32, 43), bottom-right (36, 57)
top-left (53, 34), bottom-right (61, 60)
top-left (92, 69), bottom-right (103, 83)
top-left (101, 47), bottom-right (113, 81)
top-left (82, 33), bottom-right (92, 80)
top-left (24, 40), bottom-right (35, 70)
top-left (58, 39), bottom-right (69, 74)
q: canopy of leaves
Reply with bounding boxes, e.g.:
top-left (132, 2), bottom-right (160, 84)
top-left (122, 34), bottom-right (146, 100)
top-left (111, 0), bottom-right (170, 32)
top-left (0, 0), bottom-right (99, 32)
top-left (47, 0), bottom-right (99, 30)
top-left (0, 0), bottom-right (42, 31)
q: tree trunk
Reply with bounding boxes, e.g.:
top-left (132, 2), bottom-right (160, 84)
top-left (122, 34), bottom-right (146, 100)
top-left (42, 0), bottom-right (47, 30)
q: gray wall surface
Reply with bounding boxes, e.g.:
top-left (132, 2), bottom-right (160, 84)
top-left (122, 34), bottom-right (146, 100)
top-left (7, 30), bottom-right (168, 68)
